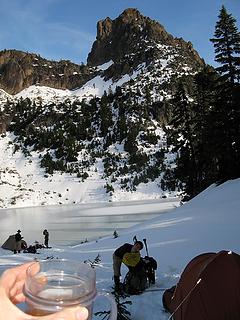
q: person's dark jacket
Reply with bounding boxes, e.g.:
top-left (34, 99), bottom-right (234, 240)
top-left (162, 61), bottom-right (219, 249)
top-left (114, 243), bottom-right (133, 259)
top-left (15, 233), bottom-right (22, 242)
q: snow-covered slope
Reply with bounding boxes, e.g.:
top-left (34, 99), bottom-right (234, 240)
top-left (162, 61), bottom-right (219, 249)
top-left (0, 178), bottom-right (239, 319)
top-left (0, 132), bottom-right (107, 208)
top-left (0, 132), bottom-right (177, 208)
top-left (0, 43), bottom-right (203, 208)
top-left (0, 59), bottom-right (143, 105)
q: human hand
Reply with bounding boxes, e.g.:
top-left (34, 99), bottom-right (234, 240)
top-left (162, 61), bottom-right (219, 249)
top-left (0, 262), bottom-right (89, 320)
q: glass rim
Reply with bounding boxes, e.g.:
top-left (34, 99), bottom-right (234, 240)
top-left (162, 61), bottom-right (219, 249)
top-left (26, 258), bottom-right (96, 273)
top-left (24, 258), bottom-right (97, 306)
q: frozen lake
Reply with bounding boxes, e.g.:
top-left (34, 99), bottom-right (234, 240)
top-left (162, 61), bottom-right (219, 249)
top-left (0, 198), bottom-right (179, 246)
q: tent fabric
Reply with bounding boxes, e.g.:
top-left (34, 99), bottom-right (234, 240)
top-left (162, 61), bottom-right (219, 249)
top-left (163, 250), bottom-right (240, 320)
top-left (2, 235), bottom-right (16, 251)
top-left (1, 235), bottom-right (26, 251)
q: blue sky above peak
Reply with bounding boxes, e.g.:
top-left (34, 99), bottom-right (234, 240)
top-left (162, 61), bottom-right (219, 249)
top-left (0, 0), bottom-right (239, 66)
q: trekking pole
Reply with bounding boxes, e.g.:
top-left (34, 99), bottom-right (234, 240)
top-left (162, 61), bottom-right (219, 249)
top-left (143, 238), bottom-right (149, 257)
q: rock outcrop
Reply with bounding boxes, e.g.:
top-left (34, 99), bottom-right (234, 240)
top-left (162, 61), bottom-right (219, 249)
top-left (0, 50), bottom-right (96, 94)
top-left (0, 8), bottom-right (205, 94)
top-left (87, 8), bottom-right (204, 78)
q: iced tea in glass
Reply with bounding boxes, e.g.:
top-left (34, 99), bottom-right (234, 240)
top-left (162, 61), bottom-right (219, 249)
top-left (23, 259), bottom-right (117, 320)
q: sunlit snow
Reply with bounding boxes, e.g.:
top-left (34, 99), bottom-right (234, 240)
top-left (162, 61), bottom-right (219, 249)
top-left (0, 178), bottom-right (239, 319)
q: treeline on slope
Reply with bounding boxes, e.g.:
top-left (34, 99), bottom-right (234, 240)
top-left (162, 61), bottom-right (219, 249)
top-left (2, 5), bottom-right (239, 200)
top-left (6, 86), bottom-right (174, 194)
top-left (166, 5), bottom-right (240, 199)
top-left (5, 62), bottom-right (239, 199)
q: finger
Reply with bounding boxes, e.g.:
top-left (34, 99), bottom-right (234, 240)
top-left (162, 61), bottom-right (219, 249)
top-left (0, 291), bottom-right (31, 320)
top-left (17, 261), bottom-right (40, 281)
top-left (10, 275), bottom-right (47, 304)
top-left (0, 262), bottom-right (36, 290)
top-left (1, 262), bottom-right (39, 302)
top-left (10, 291), bottom-right (26, 305)
top-left (8, 281), bottom-right (24, 299)
top-left (34, 306), bottom-right (89, 320)
top-left (0, 269), bottom-right (17, 295)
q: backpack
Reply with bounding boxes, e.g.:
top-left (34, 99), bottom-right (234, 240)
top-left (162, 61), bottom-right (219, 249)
top-left (123, 261), bottom-right (147, 294)
top-left (24, 245), bottom-right (37, 254)
top-left (162, 285), bottom-right (176, 312)
top-left (123, 270), bottom-right (147, 294)
top-left (123, 256), bottom-right (158, 294)
top-left (142, 256), bottom-right (158, 285)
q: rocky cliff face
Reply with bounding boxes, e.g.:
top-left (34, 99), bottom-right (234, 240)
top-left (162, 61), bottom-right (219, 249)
top-left (87, 8), bottom-right (204, 79)
top-left (0, 8), bottom-right (212, 201)
top-left (0, 50), bottom-right (96, 94)
top-left (88, 8), bottom-right (172, 65)
top-left (0, 8), bottom-right (205, 95)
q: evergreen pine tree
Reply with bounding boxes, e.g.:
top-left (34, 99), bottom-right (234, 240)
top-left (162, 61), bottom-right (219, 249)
top-left (191, 66), bottom-right (220, 190)
top-left (124, 124), bottom-right (138, 155)
top-left (168, 79), bottom-right (198, 197)
top-left (210, 6), bottom-right (240, 83)
top-left (117, 104), bottom-right (128, 142)
top-left (99, 92), bottom-right (113, 136)
top-left (209, 6), bottom-right (240, 181)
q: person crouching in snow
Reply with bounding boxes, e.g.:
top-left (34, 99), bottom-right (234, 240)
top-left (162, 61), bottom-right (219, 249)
top-left (113, 240), bottom-right (143, 290)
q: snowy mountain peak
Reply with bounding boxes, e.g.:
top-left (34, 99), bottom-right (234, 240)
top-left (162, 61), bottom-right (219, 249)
top-left (0, 9), bottom-right (204, 96)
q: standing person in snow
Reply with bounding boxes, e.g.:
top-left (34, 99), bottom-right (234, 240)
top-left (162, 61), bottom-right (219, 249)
top-left (113, 241), bottom-right (143, 290)
top-left (14, 230), bottom-right (23, 254)
top-left (43, 229), bottom-right (49, 248)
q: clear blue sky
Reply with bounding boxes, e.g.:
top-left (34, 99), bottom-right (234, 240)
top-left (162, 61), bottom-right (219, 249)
top-left (0, 0), bottom-right (239, 66)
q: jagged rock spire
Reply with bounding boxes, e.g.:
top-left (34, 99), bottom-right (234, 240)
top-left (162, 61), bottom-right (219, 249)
top-left (87, 8), bottom-right (175, 66)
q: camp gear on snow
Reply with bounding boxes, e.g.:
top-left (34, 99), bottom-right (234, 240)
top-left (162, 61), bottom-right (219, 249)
top-left (2, 235), bottom-right (27, 252)
top-left (123, 255), bottom-right (158, 295)
top-left (2, 235), bottom-right (16, 251)
top-left (23, 245), bottom-right (37, 254)
top-left (21, 240), bottom-right (27, 250)
top-left (162, 250), bottom-right (240, 320)
top-left (123, 264), bottom-right (147, 294)
top-left (123, 270), bottom-right (147, 295)
top-left (122, 252), bottom-right (141, 267)
top-left (142, 256), bottom-right (157, 285)
top-left (162, 285), bottom-right (176, 312)
top-left (142, 238), bottom-right (157, 284)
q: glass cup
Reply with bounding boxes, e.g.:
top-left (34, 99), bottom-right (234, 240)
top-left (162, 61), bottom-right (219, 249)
top-left (23, 259), bottom-right (117, 320)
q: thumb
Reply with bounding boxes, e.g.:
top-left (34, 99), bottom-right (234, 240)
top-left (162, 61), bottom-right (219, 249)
top-left (36, 306), bottom-right (89, 320)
